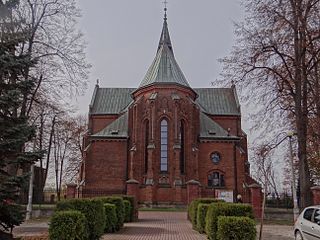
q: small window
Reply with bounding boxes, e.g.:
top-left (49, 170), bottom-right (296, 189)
top-left (313, 209), bottom-right (320, 224)
top-left (303, 208), bottom-right (315, 222)
top-left (208, 172), bottom-right (225, 187)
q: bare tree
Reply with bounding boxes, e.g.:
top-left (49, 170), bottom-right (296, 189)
top-left (219, 0), bottom-right (320, 208)
top-left (63, 114), bottom-right (87, 183)
top-left (10, 0), bottom-right (91, 197)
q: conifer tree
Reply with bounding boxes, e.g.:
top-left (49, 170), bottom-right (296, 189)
top-left (0, 0), bottom-right (41, 236)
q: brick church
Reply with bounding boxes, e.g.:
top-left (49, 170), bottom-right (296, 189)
top-left (78, 11), bottom-right (261, 211)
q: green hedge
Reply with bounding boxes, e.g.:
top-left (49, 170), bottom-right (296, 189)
top-left (217, 216), bottom-right (256, 240)
top-left (188, 198), bottom-right (224, 230)
top-left (56, 199), bottom-right (105, 240)
top-left (205, 203), bottom-right (254, 240)
top-left (99, 197), bottom-right (125, 230)
top-left (122, 195), bottom-right (135, 221)
top-left (196, 203), bottom-right (210, 233)
top-left (123, 200), bottom-right (132, 223)
top-left (49, 210), bottom-right (87, 240)
top-left (104, 203), bottom-right (117, 233)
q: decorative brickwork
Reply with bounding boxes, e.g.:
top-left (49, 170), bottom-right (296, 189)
top-left (77, 13), bottom-right (261, 216)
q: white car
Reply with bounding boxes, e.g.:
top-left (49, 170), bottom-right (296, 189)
top-left (294, 206), bottom-right (320, 240)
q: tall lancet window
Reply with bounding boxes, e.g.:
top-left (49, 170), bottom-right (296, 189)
top-left (144, 120), bottom-right (149, 174)
top-left (160, 119), bottom-right (168, 172)
top-left (180, 121), bottom-right (185, 174)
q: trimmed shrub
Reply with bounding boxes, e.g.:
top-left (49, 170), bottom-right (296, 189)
top-left (205, 203), bottom-right (254, 240)
top-left (104, 203), bottom-right (117, 233)
top-left (49, 210), bottom-right (87, 240)
top-left (216, 216), bottom-right (256, 240)
top-left (123, 200), bottom-right (132, 223)
top-left (56, 199), bottom-right (105, 240)
top-left (196, 203), bottom-right (210, 233)
top-left (188, 198), bottom-right (224, 230)
top-left (99, 197), bottom-right (125, 230)
top-left (122, 195), bottom-right (135, 221)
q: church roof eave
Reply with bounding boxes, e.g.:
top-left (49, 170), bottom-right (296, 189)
top-left (91, 111), bottom-right (129, 138)
top-left (199, 112), bottom-right (239, 139)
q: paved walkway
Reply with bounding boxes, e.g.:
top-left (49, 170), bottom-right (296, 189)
top-left (102, 211), bottom-right (206, 240)
top-left (13, 211), bottom-right (294, 240)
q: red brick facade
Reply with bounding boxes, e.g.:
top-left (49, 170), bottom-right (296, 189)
top-left (77, 15), bottom-right (262, 215)
top-left (79, 84), bottom-right (259, 205)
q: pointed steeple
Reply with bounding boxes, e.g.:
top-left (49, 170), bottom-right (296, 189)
top-left (138, 8), bottom-right (191, 89)
top-left (158, 7), bottom-right (173, 54)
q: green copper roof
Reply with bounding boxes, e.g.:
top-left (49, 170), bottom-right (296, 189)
top-left (90, 87), bottom-right (240, 116)
top-left (199, 112), bottom-right (239, 140)
top-left (92, 112), bottom-right (128, 138)
top-left (138, 16), bottom-right (190, 89)
top-left (195, 88), bottom-right (240, 116)
top-left (90, 88), bottom-right (134, 115)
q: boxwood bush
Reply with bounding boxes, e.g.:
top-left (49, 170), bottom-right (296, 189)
top-left (104, 203), bottom-right (117, 233)
top-left (123, 200), bottom-right (132, 223)
top-left (196, 203), bottom-right (210, 233)
top-left (205, 203), bottom-right (254, 240)
top-left (99, 196), bottom-right (125, 230)
top-left (49, 210), bottom-right (87, 240)
top-left (216, 216), bottom-right (256, 240)
top-left (56, 199), bottom-right (105, 240)
top-left (188, 198), bottom-right (224, 230)
top-left (122, 195), bottom-right (135, 221)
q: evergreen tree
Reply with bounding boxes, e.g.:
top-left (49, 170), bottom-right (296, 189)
top-left (0, 0), bottom-right (41, 235)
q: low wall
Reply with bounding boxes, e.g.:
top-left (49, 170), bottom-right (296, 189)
top-left (31, 209), bottom-right (54, 218)
top-left (264, 208), bottom-right (293, 221)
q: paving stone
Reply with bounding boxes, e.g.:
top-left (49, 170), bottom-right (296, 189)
top-left (102, 211), bottom-right (206, 240)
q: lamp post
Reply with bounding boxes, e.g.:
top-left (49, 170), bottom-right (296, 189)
top-left (287, 131), bottom-right (300, 221)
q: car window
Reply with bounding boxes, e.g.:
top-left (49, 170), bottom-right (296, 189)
top-left (314, 209), bottom-right (320, 224)
top-left (303, 208), bottom-right (314, 221)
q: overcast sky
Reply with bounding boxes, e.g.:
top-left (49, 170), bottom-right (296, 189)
top-left (75, 0), bottom-right (244, 113)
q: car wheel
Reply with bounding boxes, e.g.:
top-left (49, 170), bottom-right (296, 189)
top-left (295, 231), bottom-right (303, 240)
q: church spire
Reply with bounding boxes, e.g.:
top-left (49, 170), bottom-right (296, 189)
top-left (137, 4), bottom-right (191, 89)
top-left (158, 3), bottom-right (173, 54)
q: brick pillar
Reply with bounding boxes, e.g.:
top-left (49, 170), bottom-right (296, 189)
top-left (126, 179), bottom-right (139, 220)
top-left (145, 143), bottom-right (155, 204)
top-left (129, 146), bottom-right (136, 179)
top-left (174, 144), bottom-right (182, 203)
top-left (186, 180), bottom-right (200, 204)
top-left (66, 184), bottom-right (77, 199)
top-left (249, 183), bottom-right (262, 219)
top-left (311, 186), bottom-right (320, 205)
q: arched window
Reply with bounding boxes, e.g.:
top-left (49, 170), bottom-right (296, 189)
top-left (179, 120), bottom-right (185, 174)
top-left (144, 120), bottom-right (149, 174)
top-left (160, 119), bottom-right (168, 172)
top-left (208, 172), bottom-right (225, 187)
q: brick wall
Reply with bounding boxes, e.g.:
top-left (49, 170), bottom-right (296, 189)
top-left (84, 140), bottom-right (127, 193)
top-left (82, 84), bottom-right (256, 206)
